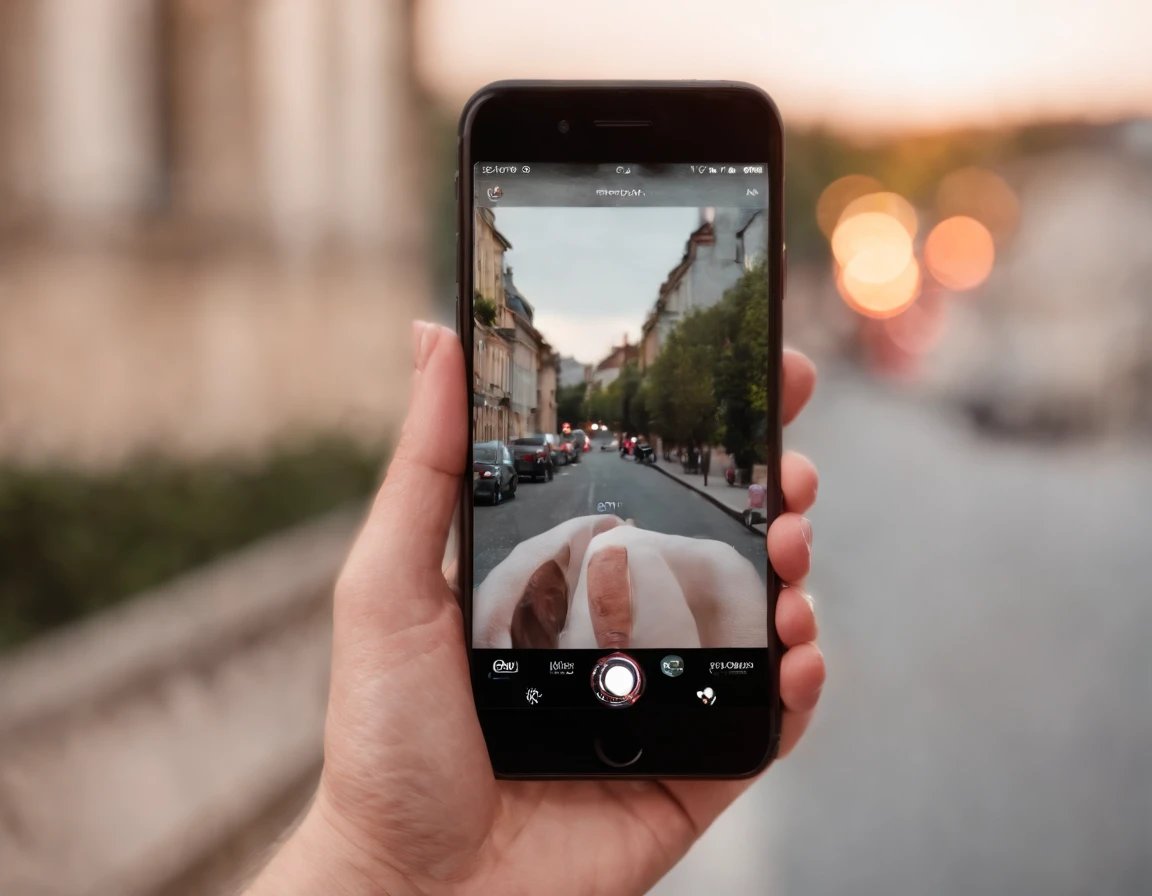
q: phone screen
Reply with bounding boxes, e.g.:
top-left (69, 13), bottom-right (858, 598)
top-left (469, 163), bottom-right (773, 714)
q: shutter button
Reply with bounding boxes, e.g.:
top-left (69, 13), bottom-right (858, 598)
top-left (591, 652), bottom-right (644, 706)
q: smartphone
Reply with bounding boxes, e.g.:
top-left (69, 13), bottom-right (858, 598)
top-left (457, 81), bottom-right (784, 777)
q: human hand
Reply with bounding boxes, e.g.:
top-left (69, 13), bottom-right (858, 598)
top-left (247, 322), bottom-right (822, 896)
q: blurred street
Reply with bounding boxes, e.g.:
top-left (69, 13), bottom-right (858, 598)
top-left (474, 444), bottom-right (768, 583)
top-left (655, 369), bottom-right (1152, 896)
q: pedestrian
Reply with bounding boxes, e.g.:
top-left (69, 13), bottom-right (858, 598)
top-left (702, 444), bottom-right (712, 487)
top-left (241, 323), bottom-right (823, 896)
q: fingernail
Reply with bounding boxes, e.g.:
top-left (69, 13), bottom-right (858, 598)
top-left (800, 517), bottom-right (813, 552)
top-left (412, 320), bottom-right (436, 371)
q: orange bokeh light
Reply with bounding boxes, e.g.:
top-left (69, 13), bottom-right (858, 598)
top-left (924, 215), bottom-right (995, 291)
top-left (830, 212), bottom-right (913, 283)
top-left (839, 191), bottom-right (918, 240)
top-left (837, 255), bottom-right (922, 319)
top-left (817, 174), bottom-right (884, 238)
top-left (936, 167), bottom-right (1019, 240)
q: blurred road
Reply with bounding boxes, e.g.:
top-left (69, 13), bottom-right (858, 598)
top-left (473, 446), bottom-right (768, 583)
top-left (654, 368), bottom-right (1152, 896)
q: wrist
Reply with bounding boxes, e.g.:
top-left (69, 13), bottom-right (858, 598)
top-left (245, 795), bottom-right (421, 896)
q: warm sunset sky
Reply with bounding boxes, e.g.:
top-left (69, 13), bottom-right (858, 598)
top-left (418, 0), bottom-right (1152, 133)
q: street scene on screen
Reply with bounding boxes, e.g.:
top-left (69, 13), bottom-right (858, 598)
top-left (470, 206), bottom-right (773, 650)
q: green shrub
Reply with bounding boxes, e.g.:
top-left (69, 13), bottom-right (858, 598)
top-left (0, 436), bottom-right (386, 650)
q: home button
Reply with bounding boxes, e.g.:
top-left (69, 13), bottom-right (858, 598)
top-left (594, 732), bottom-right (643, 768)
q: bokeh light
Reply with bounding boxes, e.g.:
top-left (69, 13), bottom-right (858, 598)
top-left (837, 255), bottom-right (922, 319)
top-left (936, 167), bottom-right (1020, 240)
top-left (839, 191), bottom-right (919, 240)
top-left (817, 174), bottom-right (884, 238)
top-left (924, 215), bottom-right (996, 291)
top-left (830, 212), bottom-right (914, 283)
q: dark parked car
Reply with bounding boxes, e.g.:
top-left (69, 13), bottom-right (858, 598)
top-left (473, 441), bottom-right (517, 504)
top-left (510, 435), bottom-right (555, 481)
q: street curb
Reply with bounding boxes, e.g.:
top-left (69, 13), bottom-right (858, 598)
top-left (644, 460), bottom-right (767, 533)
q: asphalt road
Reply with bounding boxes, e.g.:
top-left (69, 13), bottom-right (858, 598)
top-left (473, 444), bottom-right (768, 585)
top-left (652, 368), bottom-right (1152, 896)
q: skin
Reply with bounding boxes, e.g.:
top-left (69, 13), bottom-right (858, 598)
top-left (245, 322), bottom-right (823, 896)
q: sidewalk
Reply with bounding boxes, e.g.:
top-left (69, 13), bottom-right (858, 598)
top-left (648, 461), bottom-right (769, 534)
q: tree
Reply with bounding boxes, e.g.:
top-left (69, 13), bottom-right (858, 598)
top-left (646, 327), bottom-right (717, 448)
top-left (643, 261), bottom-right (770, 469)
top-left (556, 382), bottom-right (586, 428)
top-left (714, 262), bottom-right (769, 469)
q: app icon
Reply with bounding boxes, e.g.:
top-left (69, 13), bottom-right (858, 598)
top-left (660, 655), bottom-right (685, 678)
top-left (526, 687), bottom-right (542, 705)
top-left (492, 658), bottom-right (518, 674)
top-left (695, 687), bottom-right (717, 706)
top-left (487, 186), bottom-right (502, 201)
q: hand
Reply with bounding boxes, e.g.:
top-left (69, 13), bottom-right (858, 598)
top-left (247, 322), bottom-right (823, 896)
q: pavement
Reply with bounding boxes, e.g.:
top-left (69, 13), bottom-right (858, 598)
top-left (647, 459), bottom-right (771, 534)
top-left (651, 367), bottom-right (1152, 896)
top-left (473, 444), bottom-right (769, 585)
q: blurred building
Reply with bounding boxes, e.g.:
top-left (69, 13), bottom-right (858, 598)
top-left (640, 207), bottom-right (764, 370)
top-left (473, 208), bottom-right (513, 441)
top-left (558, 355), bottom-right (590, 388)
top-left (592, 338), bottom-right (640, 388)
top-left (0, 0), bottom-right (427, 467)
top-left (537, 349), bottom-right (559, 436)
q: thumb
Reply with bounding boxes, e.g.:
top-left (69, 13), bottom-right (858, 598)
top-left (338, 322), bottom-right (466, 615)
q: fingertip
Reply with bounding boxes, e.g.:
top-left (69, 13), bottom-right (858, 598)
top-left (781, 451), bottom-right (819, 514)
top-left (767, 512), bottom-right (812, 583)
top-left (776, 586), bottom-right (817, 646)
top-left (780, 642), bottom-right (825, 713)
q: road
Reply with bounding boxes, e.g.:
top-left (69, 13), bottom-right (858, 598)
top-left (473, 443), bottom-right (768, 584)
top-left (652, 368), bottom-right (1152, 896)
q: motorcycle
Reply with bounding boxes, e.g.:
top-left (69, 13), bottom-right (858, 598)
top-left (634, 444), bottom-right (656, 464)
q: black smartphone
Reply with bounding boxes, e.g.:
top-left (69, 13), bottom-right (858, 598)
top-left (457, 81), bottom-right (784, 778)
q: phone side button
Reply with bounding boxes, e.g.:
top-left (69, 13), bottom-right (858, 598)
top-left (594, 733), bottom-right (643, 769)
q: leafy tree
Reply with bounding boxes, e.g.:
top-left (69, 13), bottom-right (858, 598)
top-left (646, 327), bottom-right (717, 448)
top-left (714, 262), bottom-right (769, 468)
top-left (644, 261), bottom-right (770, 468)
top-left (556, 382), bottom-right (586, 428)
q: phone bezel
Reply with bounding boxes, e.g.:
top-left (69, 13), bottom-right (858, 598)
top-left (457, 81), bottom-right (785, 779)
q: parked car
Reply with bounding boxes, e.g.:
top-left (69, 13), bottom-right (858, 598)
top-left (510, 435), bottom-right (555, 481)
top-left (472, 441), bottom-right (517, 504)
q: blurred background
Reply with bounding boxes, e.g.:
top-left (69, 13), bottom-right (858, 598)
top-left (1, 1), bottom-right (1149, 894)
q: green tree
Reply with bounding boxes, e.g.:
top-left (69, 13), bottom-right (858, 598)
top-left (714, 262), bottom-right (769, 469)
top-left (646, 326), bottom-right (717, 448)
top-left (556, 382), bottom-right (586, 428)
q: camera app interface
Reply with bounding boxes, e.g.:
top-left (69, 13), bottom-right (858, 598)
top-left (471, 163), bottom-right (772, 710)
